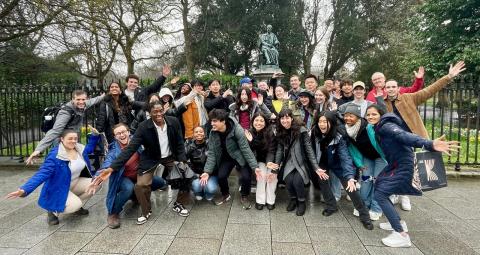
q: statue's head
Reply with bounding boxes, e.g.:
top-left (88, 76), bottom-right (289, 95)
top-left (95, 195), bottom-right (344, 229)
top-left (266, 25), bottom-right (272, 32)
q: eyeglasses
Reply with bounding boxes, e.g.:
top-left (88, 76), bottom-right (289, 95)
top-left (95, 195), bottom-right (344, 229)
top-left (114, 130), bottom-right (128, 136)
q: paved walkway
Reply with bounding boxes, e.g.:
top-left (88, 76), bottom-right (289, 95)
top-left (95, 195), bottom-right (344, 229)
top-left (0, 169), bottom-right (479, 255)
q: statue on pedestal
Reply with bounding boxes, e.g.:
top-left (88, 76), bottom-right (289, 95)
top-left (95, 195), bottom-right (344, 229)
top-left (258, 25), bottom-right (280, 67)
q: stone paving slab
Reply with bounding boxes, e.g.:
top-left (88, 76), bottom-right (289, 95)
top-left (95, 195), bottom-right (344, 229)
top-left (0, 169), bottom-right (479, 254)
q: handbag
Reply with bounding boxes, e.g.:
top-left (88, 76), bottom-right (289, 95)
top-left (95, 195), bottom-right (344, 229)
top-left (166, 161), bottom-right (195, 190)
top-left (413, 151), bottom-right (448, 191)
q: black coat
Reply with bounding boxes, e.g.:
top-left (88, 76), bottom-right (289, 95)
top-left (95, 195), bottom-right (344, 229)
top-left (110, 116), bottom-right (187, 174)
top-left (133, 76), bottom-right (166, 102)
top-left (129, 103), bottom-right (187, 134)
top-left (204, 91), bottom-right (235, 113)
top-left (96, 100), bottom-right (139, 143)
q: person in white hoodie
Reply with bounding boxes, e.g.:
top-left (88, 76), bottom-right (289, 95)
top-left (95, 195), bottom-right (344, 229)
top-left (174, 81), bottom-right (209, 140)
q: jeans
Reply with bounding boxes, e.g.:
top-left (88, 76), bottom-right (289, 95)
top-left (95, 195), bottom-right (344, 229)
top-left (375, 189), bottom-right (404, 232)
top-left (360, 157), bottom-right (387, 213)
top-left (329, 171), bottom-right (342, 201)
top-left (191, 176), bottom-right (218, 200)
top-left (111, 176), bottom-right (166, 215)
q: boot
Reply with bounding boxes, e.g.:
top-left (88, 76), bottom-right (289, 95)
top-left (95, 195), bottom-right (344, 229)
top-left (47, 212), bottom-right (59, 225)
top-left (296, 200), bottom-right (306, 216)
top-left (286, 198), bottom-right (297, 212)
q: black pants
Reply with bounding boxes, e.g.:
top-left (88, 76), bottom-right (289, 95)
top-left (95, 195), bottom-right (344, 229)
top-left (217, 160), bottom-right (252, 197)
top-left (314, 176), bottom-right (338, 211)
top-left (285, 170), bottom-right (306, 201)
top-left (339, 178), bottom-right (370, 223)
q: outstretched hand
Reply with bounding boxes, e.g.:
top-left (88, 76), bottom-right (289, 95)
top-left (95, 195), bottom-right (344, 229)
top-left (86, 168), bottom-right (113, 195)
top-left (5, 189), bottom-right (25, 199)
top-left (414, 66), bottom-right (425, 79)
top-left (25, 151), bottom-right (40, 165)
top-left (448, 61), bottom-right (466, 78)
top-left (433, 135), bottom-right (460, 156)
top-left (162, 65), bottom-right (172, 77)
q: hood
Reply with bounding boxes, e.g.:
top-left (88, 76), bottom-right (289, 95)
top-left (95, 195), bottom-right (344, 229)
top-left (159, 88), bottom-right (174, 99)
top-left (56, 142), bottom-right (86, 161)
top-left (377, 113), bottom-right (403, 129)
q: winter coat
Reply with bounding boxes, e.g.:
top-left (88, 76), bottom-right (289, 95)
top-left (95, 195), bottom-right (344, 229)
top-left (204, 91), bottom-right (235, 113)
top-left (374, 113), bottom-right (435, 196)
top-left (248, 127), bottom-right (276, 163)
top-left (131, 75), bottom-right (167, 103)
top-left (186, 140), bottom-right (208, 175)
top-left (384, 76), bottom-right (451, 138)
top-left (204, 117), bottom-right (258, 174)
top-left (366, 77), bottom-right (424, 103)
top-left (348, 122), bottom-right (386, 168)
top-left (96, 99), bottom-right (138, 143)
top-left (275, 127), bottom-right (318, 185)
top-left (20, 134), bottom-right (100, 212)
top-left (109, 117), bottom-right (187, 174)
top-left (228, 101), bottom-right (272, 126)
top-left (311, 133), bottom-right (357, 181)
top-left (35, 95), bottom-right (104, 153)
top-left (129, 102), bottom-right (186, 134)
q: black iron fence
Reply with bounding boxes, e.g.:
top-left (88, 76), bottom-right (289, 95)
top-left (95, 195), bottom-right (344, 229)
top-left (0, 77), bottom-right (479, 168)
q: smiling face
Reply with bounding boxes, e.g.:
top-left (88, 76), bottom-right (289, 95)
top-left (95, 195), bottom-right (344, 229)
top-left (385, 80), bottom-right (400, 98)
top-left (318, 116), bottom-right (330, 134)
top-left (61, 132), bottom-right (78, 150)
top-left (353, 86), bottom-right (365, 100)
top-left (342, 82), bottom-right (353, 95)
top-left (275, 86), bottom-right (285, 100)
top-left (323, 80), bottom-right (333, 92)
top-left (109, 83), bottom-right (122, 96)
top-left (344, 112), bottom-right (359, 126)
top-left (280, 115), bottom-right (292, 129)
top-left (240, 89), bottom-right (248, 103)
top-left (371, 73), bottom-right (386, 89)
top-left (366, 107), bottom-right (381, 125)
top-left (181, 84), bottom-right (191, 95)
top-left (299, 95), bottom-right (310, 106)
top-left (113, 125), bottom-right (130, 145)
top-left (305, 78), bottom-right (318, 92)
top-left (315, 89), bottom-right (326, 103)
top-left (127, 78), bottom-right (139, 91)
top-left (193, 126), bottom-right (205, 142)
top-left (252, 115), bottom-right (266, 132)
top-left (150, 104), bottom-right (165, 126)
top-left (290, 76), bottom-right (300, 89)
top-left (211, 118), bottom-right (226, 132)
top-left (73, 94), bottom-right (87, 109)
top-left (209, 80), bottom-right (221, 94)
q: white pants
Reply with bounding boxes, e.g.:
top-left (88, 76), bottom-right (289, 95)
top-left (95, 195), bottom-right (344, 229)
top-left (255, 163), bottom-right (277, 205)
top-left (63, 177), bottom-right (94, 214)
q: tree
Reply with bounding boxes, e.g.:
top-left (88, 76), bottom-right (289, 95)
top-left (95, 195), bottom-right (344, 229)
top-left (412, 0), bottom-right (480, 77)
top-left (0, 0), bottom-right (68, 43)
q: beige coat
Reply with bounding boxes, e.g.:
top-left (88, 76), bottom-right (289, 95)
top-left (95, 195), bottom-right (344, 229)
top-left (385, 75), bottom-right (451, 138)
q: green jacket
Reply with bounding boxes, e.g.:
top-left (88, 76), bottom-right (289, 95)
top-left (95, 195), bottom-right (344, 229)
top-left (204, 117), bottom-right (258, 174)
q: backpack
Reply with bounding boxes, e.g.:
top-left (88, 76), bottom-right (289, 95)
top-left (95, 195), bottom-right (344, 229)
top-left (41, 102), bottom-right (75, 133)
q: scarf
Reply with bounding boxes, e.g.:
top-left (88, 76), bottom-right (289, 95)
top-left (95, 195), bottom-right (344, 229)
top-left (239, 104), bottom-right (249, 111)
top-left (345, 120), bottom-right (361, 140)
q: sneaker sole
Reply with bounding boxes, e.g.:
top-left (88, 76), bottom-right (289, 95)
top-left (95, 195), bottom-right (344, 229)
top-left (136, 220), bottom-right (147, 225)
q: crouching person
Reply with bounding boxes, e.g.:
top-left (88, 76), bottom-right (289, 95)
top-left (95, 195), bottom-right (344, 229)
top-left (187, 126), bottom-right (218, 202)
top-left (6, 128), bottom-right (101, 225)
top-left (103, 123), bottom-right (167, 229)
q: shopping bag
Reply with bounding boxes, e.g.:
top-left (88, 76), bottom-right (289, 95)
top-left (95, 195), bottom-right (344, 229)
top-left (166, 161), bottom-right (195, 191)
top-left (413, 151), bottom-right (447, 191)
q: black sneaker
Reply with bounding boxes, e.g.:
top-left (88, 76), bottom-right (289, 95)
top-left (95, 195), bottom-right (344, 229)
top-left (255, 203), bottom-right (264, 210)
top-left (296, 201), bottom-right (306, 216)
top-left (173, 202), bottom-right (189, 217)
top-left (322, 208), bottom-right (338, 217)
top-left (286, 199), bottom-right (297, 212)
top-left (240, 196), bottom-right (252, 210)
top-left (362, 220), bottom-right (374, 230)
top-left (266, 204), bottom-right (275, 210)
top-left (215, 194), bottom-right (232, 206)
top-left (47, 212), bottom-right (59, 225)
top-left (74, 207), bottom-right (89, 216)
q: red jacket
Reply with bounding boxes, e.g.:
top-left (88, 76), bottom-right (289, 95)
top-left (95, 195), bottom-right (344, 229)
top-left (366, 77), bottom-right (424, 103)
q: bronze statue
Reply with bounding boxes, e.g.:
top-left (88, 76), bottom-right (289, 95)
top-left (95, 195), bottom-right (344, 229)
top-left (258, 25), bottom-right (279, 66)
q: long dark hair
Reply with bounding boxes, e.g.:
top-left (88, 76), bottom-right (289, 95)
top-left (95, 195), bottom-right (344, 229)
top-left (104, 82), bottom-right (131, 113)
top-left (235, 88), bottom-right (254, 111)
top-left (276, 109), bottom-right (303, 146)
top-left (312, 110), bottom-right (338, 150)
top-left (297, 94), bottom-right (316, 113)
top-left (249, 112), bottom-right (273, 151)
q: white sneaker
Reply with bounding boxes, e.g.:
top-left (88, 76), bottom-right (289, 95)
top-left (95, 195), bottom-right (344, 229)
top-left (379, 220), bottom-right (408, 232)
top-left (381, 231), bottom-right (412, 248)
top-left (195, 195), bottom-right (203, 201)
top-left (353, 209), bottom-right (359, 217)
top-left (400, 196), bottom-right (411, 211)
top-left (137, 216), bottom-right (147, 225)
top-left (369, 211), bottom-right (382, 221)
top-left (390, 195), bottom-right (399, 204)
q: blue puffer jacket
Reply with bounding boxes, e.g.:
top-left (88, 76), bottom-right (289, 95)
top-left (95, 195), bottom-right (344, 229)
top-left (101, 139), bottom-right (142, 214)
top-left (20, 134), bottom-right (100, 212)
top-left (375, 113), bottom-right (435, 196)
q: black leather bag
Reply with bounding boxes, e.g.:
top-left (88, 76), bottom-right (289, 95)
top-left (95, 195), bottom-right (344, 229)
top-left (166, 161), bottom-right (195, 191)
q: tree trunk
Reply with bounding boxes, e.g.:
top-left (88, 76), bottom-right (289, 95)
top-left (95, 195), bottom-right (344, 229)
top-left (181, 0), bottom-right (195, 79)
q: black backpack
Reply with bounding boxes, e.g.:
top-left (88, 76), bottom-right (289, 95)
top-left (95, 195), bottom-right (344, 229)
top-left (41, 102), bottom-right (75, 133)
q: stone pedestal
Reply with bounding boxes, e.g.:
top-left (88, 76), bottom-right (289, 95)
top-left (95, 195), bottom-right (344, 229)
top-left (252, 65), bottom-right (284, 85)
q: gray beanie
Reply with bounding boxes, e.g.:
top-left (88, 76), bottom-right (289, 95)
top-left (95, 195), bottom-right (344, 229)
top-left (344, 103), bottom-right (362, 118)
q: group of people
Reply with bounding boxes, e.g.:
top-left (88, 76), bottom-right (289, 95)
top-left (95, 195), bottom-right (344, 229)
top-left (7, 61), bottom-right (465, 248)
